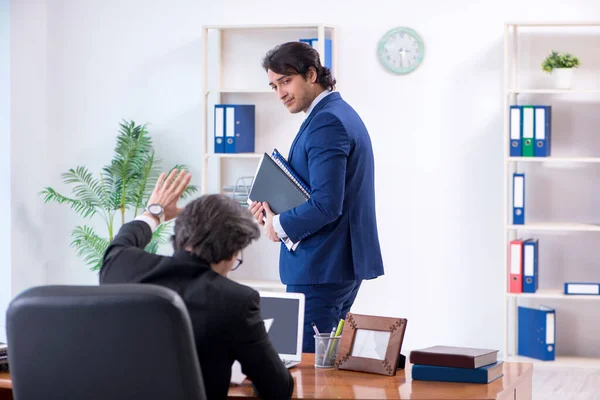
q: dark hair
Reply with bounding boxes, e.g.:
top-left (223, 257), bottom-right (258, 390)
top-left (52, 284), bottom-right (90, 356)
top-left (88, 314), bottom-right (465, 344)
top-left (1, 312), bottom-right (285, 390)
top-left (172, 194), bottom-right (260, 264)
top-left (261, 41), bottom-right (336, 91)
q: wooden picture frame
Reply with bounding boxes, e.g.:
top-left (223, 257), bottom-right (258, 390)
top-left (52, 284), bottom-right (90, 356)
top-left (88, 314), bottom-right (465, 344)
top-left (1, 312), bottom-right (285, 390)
top-left (334, 313), bottom-right (407, 376)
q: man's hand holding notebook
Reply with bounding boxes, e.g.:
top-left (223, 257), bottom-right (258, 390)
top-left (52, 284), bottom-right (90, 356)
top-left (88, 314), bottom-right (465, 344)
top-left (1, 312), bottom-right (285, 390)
top-left (247, 149), bottom-right (310, 251)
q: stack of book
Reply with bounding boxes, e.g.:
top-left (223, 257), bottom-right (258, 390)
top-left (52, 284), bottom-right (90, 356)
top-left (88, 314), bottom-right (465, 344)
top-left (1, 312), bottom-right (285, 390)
top-left (409, 345), bottom-right (503, 384)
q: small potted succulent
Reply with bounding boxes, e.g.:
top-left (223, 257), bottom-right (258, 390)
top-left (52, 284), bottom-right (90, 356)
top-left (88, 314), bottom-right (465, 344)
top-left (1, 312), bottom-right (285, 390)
top-left (541, 51), bottom-right (580, 89)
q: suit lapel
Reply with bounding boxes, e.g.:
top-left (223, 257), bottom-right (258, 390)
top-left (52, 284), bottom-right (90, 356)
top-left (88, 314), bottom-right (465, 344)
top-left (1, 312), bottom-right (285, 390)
top-left (288, 92), bottom-right (341, 160)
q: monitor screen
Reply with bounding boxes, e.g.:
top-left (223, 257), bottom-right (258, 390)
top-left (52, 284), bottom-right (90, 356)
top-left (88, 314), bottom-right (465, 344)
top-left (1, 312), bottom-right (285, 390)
top-left (259, 296), bottom-right (300, 356)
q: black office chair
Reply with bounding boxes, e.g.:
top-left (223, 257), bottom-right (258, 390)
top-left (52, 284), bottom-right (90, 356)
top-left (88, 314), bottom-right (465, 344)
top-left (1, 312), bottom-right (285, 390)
top-left (6, 284), bottom-right (207, 400)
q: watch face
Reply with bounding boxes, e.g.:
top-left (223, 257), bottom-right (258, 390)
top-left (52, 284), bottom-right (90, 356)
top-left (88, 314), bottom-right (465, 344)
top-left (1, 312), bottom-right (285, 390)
top-left (378, 27), bottom-right (424, 74)
top-left (148, 204), bottom-right (163, 214)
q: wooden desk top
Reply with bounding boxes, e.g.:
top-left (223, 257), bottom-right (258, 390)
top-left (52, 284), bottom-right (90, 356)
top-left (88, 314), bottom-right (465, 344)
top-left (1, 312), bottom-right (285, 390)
top-left (0, 355), bottom-right (533, 400)
top-left (0, 372), bottom-right (10, 390)
top-left (228, 354), bottom-right (533, 399)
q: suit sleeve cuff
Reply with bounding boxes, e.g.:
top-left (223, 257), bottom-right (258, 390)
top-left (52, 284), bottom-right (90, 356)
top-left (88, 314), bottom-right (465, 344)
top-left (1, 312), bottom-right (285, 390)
top-left (274, 215), bottom-right (300, 251)
top-left (134, 214), bottom-right (158, 233)
top-left (272, 214), bottom-right (288, 239)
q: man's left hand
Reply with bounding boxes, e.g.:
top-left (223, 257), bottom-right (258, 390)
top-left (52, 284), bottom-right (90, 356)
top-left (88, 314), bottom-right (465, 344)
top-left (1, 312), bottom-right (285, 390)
top-left (263, 202), bottom-right (279, 242)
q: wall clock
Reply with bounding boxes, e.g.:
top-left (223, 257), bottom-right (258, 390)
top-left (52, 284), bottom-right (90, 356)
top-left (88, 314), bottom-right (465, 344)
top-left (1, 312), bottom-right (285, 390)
top-left (377, 27), bottom-right (425, 74)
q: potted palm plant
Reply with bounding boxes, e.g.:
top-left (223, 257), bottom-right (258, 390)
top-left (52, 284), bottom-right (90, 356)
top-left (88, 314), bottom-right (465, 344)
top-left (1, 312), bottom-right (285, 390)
top-left (541, 50), bottom-right (580, 89)
top-left (39, 120), bottom-right (198, 271)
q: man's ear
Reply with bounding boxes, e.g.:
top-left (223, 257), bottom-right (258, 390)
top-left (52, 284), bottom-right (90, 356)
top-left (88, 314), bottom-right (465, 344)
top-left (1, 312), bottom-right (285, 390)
top-left (308, 66), bottom-right (318, 84)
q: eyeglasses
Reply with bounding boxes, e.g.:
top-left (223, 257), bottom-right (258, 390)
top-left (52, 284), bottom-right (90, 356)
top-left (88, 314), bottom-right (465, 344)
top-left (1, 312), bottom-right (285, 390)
top-left (232, 252), bottom-right (244, 271)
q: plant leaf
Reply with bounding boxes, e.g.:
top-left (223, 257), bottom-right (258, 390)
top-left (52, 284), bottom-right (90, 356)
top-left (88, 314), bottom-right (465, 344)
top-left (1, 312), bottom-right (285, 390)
top-left (182, 184), bottom-right (199, 199)
top-left (145, 221), bottom-right (172, 253)
top-left (541, 50), bottom-right (580, 73)
top-left (39, 187), bottom-right (98, 219)
top-left (170, 164), bottom-right (199, 200)
top-left (61, 166), bottom-right (111, 211)
top-left (132, 151), bottom-right (163, 213)
top-left (106, 120), bottom-right (155, 210)
top-left (70, 225), bottom-right (110, 271)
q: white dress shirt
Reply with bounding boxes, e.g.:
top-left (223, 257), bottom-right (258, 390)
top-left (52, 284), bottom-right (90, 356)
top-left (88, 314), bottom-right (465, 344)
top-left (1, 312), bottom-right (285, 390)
top-left (134, 214), bottom-right (158, 232)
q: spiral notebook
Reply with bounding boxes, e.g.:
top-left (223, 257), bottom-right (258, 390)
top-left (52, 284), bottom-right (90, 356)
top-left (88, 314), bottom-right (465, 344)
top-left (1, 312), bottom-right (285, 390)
top-left (270, 149), bottom-right (310, 196)
top-left (247, 150), bottom-right (310, 216)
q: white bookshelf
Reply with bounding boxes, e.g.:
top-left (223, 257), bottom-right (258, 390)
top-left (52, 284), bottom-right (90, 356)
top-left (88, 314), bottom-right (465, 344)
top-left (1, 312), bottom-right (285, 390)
top-left (200, 24), bottom-right (337, 291)
top-left (503, 22), bottom-right (600, 368)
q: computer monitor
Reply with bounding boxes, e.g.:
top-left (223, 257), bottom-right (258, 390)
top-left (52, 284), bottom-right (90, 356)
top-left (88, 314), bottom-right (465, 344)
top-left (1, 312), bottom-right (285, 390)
top-left (259, 291), bottom-right (305, 363)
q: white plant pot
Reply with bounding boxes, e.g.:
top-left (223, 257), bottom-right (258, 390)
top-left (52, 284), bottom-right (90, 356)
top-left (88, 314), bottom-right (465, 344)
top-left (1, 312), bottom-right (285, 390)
top-left (553, 68), bottom-right (573, 89)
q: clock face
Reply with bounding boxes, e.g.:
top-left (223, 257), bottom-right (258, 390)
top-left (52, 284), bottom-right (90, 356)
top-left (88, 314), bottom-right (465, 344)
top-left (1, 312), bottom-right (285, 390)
top-left (377, 27), bottom-right (424, 74)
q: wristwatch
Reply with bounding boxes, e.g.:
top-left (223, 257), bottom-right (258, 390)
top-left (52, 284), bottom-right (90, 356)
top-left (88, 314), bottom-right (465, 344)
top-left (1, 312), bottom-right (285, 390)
top-left (145, 203), bottom-right (165, 224)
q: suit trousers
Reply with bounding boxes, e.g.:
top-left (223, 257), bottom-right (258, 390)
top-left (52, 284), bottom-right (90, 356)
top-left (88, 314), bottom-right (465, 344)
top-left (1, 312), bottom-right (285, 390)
top-left (286, 280), bottom-right (362, 353)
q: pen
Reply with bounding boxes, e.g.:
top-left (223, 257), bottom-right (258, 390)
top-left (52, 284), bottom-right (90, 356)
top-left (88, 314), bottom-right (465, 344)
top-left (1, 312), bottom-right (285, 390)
top-left (324, 327), bottom-right (337, 362)
top-left (311, 322), bottom-right (321, 336)
top-left (334, 319), bottom-right (345, 337)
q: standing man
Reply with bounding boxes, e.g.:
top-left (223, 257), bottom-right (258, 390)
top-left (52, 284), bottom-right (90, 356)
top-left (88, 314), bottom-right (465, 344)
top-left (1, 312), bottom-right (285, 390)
top-left (249, 41), bottom-right (384, 353)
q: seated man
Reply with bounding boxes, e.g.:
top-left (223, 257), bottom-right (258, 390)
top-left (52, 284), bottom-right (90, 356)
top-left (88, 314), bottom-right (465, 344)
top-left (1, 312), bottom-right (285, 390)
top-left (99, 169), bottom-right (294, 400)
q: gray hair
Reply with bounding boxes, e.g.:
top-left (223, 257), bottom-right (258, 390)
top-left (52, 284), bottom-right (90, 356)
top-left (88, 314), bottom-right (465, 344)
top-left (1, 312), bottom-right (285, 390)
top-left (172, 194), bottom-right (260, 264)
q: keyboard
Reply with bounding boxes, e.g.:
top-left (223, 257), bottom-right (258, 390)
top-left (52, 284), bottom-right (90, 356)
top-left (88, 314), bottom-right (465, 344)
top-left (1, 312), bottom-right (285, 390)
top-left (281, 359), bottom-right (299, 368)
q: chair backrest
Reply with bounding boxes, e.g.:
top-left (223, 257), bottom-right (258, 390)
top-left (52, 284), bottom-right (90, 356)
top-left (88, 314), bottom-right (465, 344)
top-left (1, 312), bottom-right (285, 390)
top-left (6, 284), bottom-right (207, 400)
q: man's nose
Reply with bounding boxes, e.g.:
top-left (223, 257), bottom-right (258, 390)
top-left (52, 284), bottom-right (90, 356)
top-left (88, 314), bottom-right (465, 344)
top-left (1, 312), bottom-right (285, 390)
top-left (277, 87), bottom-right (287, 100)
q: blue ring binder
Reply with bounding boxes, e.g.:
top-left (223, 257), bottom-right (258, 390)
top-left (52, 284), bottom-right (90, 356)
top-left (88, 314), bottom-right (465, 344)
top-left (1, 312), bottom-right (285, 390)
top-left (271, 149), bottom-right (310, 197)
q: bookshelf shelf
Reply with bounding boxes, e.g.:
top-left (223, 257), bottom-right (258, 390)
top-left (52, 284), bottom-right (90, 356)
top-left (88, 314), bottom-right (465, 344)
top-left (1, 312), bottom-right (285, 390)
top-left (203, 24), bottom-right (335, 31)
top-left (506, 223), bottom-right (600, 232)
top-left (503, 22), bottom-right (600, 369)
top-left (203, 153), bottom-right (263, 159)
top-left (506, 355), bottom-right (600, 368)
top-left (507, 289), bottom-right (600, 300)
top-left (505, 21), bottom-right (600, 27)
top-left (508, 89), bottom-right (600, 94)
top-left (205, 88), bottom-right (273, 94)
top-left (507, 157), bottom-right (600, 163)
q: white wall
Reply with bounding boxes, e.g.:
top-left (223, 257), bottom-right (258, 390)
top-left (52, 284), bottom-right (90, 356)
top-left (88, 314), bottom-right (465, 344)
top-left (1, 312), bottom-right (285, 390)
top-left (11, 0), bottom-right (49, 302)
top-left (10, 0), bottom-right (600, 357)
top-left (0, 0), bottom-right (9, 342)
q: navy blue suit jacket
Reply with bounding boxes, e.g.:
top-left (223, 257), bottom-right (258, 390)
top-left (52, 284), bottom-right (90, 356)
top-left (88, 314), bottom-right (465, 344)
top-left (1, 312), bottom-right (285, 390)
top-left (278, 92), bottom-right (384, 285)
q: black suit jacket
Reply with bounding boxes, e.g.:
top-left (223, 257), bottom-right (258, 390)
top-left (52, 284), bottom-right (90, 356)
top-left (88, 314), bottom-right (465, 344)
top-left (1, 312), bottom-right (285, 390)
top-left (99, 220), bottom-right (294, 400)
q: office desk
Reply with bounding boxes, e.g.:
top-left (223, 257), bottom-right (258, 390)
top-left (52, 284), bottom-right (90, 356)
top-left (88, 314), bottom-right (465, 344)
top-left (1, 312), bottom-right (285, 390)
top-left (228, 354), bottom-right (533, 399)
top-left (0, 355), bottom-right (533, 400)
top-left (0, 372), bottom-right (11, 400)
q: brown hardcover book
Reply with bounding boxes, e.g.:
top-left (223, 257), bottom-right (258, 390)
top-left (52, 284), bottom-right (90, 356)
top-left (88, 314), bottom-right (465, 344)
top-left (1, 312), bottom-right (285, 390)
top-left (409, 345), bottom-right (498, 369)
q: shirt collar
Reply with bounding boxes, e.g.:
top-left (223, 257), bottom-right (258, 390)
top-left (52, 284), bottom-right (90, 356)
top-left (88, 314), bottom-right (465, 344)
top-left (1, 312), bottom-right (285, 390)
top-left (304, 89), bottom-right (333, 118)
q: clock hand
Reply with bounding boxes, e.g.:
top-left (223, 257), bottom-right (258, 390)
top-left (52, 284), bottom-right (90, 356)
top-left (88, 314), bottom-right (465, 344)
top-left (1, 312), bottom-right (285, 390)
top-left (398, 48), bottom-right (411, 67)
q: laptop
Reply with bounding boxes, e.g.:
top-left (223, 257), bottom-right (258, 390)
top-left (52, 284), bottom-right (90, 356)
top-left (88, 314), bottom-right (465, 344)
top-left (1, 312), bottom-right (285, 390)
top-left (230, 291), bottom-right (305, 384)
top-left (258, 291), bottom-right (305, 368)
